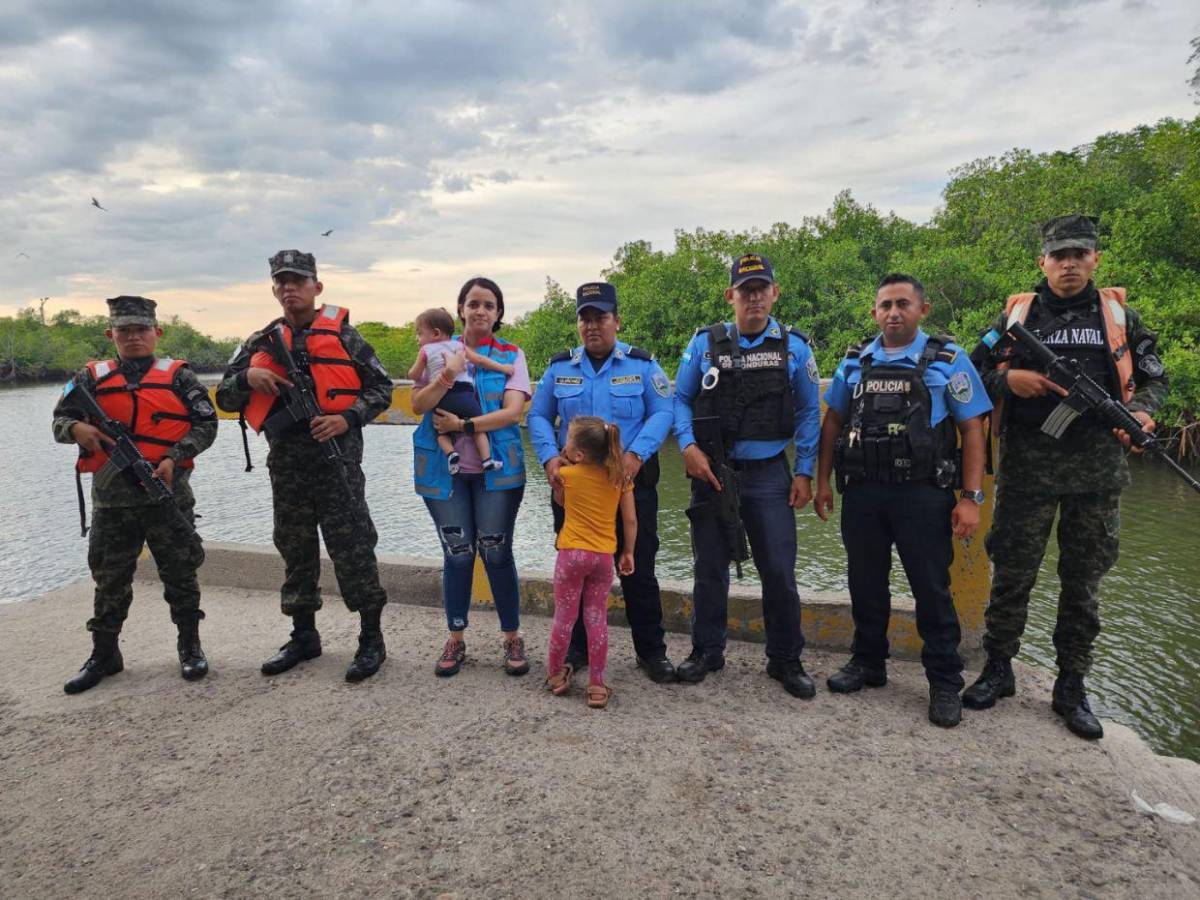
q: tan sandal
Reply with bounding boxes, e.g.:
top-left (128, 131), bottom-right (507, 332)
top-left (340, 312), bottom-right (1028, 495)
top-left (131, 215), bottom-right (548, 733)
top-left (545, 664), bottom-right (574, 696)
top-left (587, 684), bottom-right (612, 709)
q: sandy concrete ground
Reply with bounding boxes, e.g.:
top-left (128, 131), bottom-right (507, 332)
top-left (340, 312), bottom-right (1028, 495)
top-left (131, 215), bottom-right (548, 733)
top-left (1, 581), bottom-right (1198, 899)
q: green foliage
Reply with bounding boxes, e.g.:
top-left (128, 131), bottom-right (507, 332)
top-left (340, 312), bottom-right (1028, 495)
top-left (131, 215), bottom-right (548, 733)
top-left (357, 321), bottom-right (418, 378)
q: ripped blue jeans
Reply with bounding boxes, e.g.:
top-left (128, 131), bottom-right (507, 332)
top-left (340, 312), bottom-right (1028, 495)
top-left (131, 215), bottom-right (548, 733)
top-left (423, 474), bottom-right (524, 633)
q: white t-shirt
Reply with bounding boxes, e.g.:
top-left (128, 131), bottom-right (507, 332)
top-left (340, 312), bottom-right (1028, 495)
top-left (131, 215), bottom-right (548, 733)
top-left (423, 339), bottom-right (472, 385)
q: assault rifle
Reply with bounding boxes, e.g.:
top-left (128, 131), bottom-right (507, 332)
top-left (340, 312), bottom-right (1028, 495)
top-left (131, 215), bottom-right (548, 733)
top-left (1003, 321), bottom-right (1199, 495)
top-left (262, 323), bottom-right (353, 496)
top-left (64, 379), bottom-right (199, 537)
top-left (686, 415), bottom-right (751, 578)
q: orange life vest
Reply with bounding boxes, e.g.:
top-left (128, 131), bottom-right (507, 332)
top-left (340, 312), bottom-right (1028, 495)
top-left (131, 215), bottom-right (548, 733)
top-left (77, 357), bottom-right (194, 472)
top-left (993, 287), bottom-right (1134, 431)
top-left (243, 305), bottom-right (362, 433)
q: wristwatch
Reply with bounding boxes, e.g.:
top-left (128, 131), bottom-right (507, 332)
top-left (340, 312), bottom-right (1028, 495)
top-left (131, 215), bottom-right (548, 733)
top-left (462, 417), bottom-right (475, 436)
top-left (960, 489), bottom-right (985, 504)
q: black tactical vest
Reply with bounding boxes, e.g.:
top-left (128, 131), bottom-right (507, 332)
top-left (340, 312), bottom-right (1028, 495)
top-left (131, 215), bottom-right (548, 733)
top-left (692, 323), bottom-right (795, 446)
top-left (834, 337), bottom-right (959, 487)
top-left (1009, 299), bottom-right (1115, 428)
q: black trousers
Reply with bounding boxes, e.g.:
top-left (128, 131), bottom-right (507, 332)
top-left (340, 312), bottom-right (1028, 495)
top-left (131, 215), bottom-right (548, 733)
top-left (840, 479), bottom-right (964, 690)
top-left (552, 453), bottom-right (668, 661)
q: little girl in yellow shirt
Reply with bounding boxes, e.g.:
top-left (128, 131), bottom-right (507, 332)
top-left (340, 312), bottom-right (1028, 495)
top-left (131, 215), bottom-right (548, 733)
top-left (545, 416), bottom-right (635, 709)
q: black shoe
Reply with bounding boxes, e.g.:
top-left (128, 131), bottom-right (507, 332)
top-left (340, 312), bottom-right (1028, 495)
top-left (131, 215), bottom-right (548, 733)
top-left (636, 655), bottom-right (677, 684)
top-left (261, 631), bottom-right (322, 675)
top-left (766, 659), bottom-right (816, 699)
top-left (962, 654), bottom-right (1015, 710)
top-left (1052, 672), bottom-right (1104, 740)
top-left (675, 650), bottom-right (725, 684)
top-left (826, 658), bottom-right (887, 694)
top-left (345, 632), bottom-right (386, 683)
top-left (64, 632), bottom-right (123, 695)
top-left (928, 686), bottom-right (963, 728)
top-left (176, 618), bottom-right (209, 681)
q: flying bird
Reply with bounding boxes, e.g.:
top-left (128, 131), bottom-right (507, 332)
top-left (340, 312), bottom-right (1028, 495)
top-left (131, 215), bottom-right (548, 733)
top-left (321, 229), bottom-right (334, 237)
top-left (15, 252), bottom-right (31, 259)
top-left (91, 196), bottom-right (107, 211)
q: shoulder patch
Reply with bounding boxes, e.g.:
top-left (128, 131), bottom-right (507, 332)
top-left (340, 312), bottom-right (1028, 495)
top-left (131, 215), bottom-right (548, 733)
top-left (651, 371), bottom-right (670, 398)
top-left (805, 355), bottom-right (820, 384)
top-left (947, 371), bottom-right (974, 404)
top-left (626, 345), bottom-right (652, 361)
top-left (549, 350), bottom-right (572, 364)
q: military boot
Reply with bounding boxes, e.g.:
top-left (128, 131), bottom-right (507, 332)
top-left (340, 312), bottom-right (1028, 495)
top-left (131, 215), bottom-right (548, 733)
top-left (176, 615), bottom-right (209, 681)
top-left (64, 631), bottom-right (124, 695)
top-left (961, 654), bottom-right (1016, 710)
top-left (345, 607), bottom-right (386, 683)
top-left (1052, 671), bottom-right (1104, 740)
top-left (261, 613), bottom-right (322, 676)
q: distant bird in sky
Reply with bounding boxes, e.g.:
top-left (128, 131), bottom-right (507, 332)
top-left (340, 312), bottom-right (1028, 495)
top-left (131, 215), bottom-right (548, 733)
top-left (91, 196), bottom-right (107, 211)
top-left (321, 229), bottom-right (333, 236)
top-left (15, 252), bottom-right (31, 259)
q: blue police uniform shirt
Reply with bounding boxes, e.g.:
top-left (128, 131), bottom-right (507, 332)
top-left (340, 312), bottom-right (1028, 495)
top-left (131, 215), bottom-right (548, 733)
top-left (673, 317), bottom-right (822, 478)
top-left (823, 328), bottom-right (992, 425)
top-left (528, 341), bottom-right (674, 467)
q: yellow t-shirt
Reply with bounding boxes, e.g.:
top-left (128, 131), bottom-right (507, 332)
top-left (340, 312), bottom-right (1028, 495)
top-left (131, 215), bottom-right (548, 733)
top-left (557, 462), bottom-right (631, 554)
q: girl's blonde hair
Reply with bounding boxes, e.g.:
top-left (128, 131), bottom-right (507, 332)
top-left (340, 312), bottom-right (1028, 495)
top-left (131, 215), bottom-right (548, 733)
top-left (567, 416), bottom-right (624, 487)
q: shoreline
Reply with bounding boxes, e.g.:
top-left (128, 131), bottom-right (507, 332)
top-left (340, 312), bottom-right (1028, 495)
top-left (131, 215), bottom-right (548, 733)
top-left (2, 578), bottom-right (1197, 896)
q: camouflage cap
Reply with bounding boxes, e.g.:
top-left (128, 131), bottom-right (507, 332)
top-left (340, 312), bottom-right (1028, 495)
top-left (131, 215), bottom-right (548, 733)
top-left (269, 249), bottom-right (317, 279)
top-left (1041, 214), bottom-right (1099, 253)
top-left (106, 295), bottom-right (157, 328)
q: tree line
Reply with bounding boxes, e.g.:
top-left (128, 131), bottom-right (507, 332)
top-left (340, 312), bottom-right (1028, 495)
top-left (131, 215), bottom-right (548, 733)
top-left (4, 116), bottom-right (1196, 448)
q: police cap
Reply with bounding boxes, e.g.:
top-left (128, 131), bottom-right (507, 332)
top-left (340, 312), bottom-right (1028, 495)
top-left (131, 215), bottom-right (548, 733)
top-left (730, 252), bottom-right (775, 288)
top-left (576, 282), bottom-right (617, 315)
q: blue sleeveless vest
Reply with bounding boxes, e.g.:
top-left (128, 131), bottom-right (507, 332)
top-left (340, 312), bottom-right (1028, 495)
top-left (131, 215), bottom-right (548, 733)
top-left (412, 335), bottom-right (526, 501)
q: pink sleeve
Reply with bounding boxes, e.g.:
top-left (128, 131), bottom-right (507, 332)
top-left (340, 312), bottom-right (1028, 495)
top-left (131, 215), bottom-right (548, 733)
top-left (504, 348), bottom-right (532, 398)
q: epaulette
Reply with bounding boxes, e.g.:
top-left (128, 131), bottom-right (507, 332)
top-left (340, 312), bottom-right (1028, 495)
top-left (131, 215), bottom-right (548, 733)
top-left (626, 346), bottom-right (652, 361)
top-left (929, 334), bottom-right (959, 364)
top-left (549, 349), bottom-right (573, 364)
top-left (844, 339), bottom-right (871, 360)
top-left (788, 326), bottom-right (812, 345)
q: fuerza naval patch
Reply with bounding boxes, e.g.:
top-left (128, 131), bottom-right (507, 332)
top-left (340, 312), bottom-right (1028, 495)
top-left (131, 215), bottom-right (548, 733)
top-left (948, 370), bottom-right (974, 403)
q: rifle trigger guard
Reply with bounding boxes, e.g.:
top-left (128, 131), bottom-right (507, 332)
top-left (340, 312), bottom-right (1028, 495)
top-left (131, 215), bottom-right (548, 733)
top-left (701, 366), bottom-right (720, 391)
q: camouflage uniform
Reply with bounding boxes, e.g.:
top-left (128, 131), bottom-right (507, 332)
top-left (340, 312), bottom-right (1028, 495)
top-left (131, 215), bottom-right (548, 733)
top-left (52, 349), bottom-right (217, 634)
top-left (975, 277), bottom-right (1168, 675)
top-left (216, 304), bottom-right (393, 616)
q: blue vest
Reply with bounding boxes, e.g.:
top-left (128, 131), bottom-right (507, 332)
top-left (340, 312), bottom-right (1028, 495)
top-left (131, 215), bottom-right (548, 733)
top-left (412, 335), bottom-right (526, 501)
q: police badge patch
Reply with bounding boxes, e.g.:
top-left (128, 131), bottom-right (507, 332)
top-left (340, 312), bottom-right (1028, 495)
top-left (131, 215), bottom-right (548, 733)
top-left (651, 372), bottom-right (670, 398)
top-left (1139, 355), bottom-right (1164, 377)
top-left (805, 356), bottom-right (820, 384)
top-left (948, 371), bottom-right (973, 403)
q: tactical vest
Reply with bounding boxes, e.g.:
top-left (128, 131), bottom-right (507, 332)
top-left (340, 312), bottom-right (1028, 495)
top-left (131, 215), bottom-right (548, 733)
top-left (243, 305), bottom-right (362, 433)
top-left (692, 323), bottom-right (795, 446)
top-left (834, 337), bottom-right (958, 487)
top-left (996, 288), bottom-right (1132, 431)
top-left (78, 357), bottom-right (194, 473)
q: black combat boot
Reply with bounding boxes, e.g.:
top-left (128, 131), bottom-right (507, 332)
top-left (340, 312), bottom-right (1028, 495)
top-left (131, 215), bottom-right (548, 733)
top-left (961, 654), bottom-right (1016, 710)
top-left (1052, 671), bottom-right (1104, 740)
top-left (176, 615), bottom-right (209, 681)
top-left (928, 686), bottom-right (963, 728)
top-left (826, 658), bottom-right (888, 694)
top-left (345, 607), bottom-right (386, 683)
top-left (766, 659), bottom-right (817, 699)
top-left (261, 612), bottom-right (322, 676)
top-left (675, 649), bottom-right (725, 684)
top-left (64, 631), bottom-right (124, 695)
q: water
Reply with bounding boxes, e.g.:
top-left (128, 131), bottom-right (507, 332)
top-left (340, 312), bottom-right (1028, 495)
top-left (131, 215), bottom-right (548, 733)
top-left (4, 384), bottom-right (1198, 761)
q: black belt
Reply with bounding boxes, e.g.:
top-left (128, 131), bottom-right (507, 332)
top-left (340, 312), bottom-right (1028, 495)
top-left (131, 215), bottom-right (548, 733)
top-left (731, 452), bottom-right (786, 471)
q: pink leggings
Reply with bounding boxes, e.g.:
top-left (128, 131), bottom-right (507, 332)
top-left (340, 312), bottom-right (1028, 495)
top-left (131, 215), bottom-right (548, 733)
top-left (547, 548), bottom-right (613, 686)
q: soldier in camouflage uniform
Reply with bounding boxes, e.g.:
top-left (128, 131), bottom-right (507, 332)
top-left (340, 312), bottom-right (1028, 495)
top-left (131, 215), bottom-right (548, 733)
top-left (965, 215), bottom-right (1169, 739)
top-left (216, 250), bottom-right (393, 682)
top-left (54, 296), bottom-right (217, 693)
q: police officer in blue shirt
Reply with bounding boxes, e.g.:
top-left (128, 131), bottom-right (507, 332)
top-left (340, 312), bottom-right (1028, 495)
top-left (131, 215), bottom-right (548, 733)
top-left (673, 253), bottom-right (822, 699)
top-left (528, 282), bottom-right (678, 683)
top-left (814, 273), bottom-right (991, 728)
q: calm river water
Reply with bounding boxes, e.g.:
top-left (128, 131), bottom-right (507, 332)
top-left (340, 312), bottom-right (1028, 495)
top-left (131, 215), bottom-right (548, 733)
top-left (3, 383), bottom-right (1198, 761)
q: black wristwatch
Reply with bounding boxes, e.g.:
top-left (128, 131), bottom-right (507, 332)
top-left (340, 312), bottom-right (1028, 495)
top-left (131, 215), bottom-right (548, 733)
top-left (960, 489), bottom-right (985, 504)
top-left (462, 417), bottom-right (475, 436)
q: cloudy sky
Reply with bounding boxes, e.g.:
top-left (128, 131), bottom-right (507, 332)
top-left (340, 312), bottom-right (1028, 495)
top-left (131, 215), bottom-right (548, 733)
top-left (2, 0), bottom-right (1196, 338)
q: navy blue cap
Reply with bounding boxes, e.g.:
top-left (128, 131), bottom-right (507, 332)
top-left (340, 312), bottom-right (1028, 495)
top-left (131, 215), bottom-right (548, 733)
top-left (576, 282), bottom-right (617, 314)
top-left (729, 252), bottom-right (775, 288)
